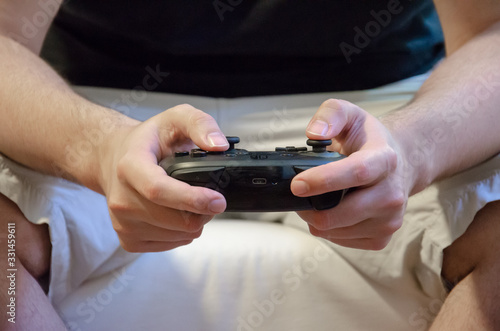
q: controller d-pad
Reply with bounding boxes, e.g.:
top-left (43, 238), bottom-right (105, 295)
top-left (170, 166), bottom-right (225, 183)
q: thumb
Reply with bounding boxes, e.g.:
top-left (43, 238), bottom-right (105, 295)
top-left (305, 99), bottom-right (355, 140)
top-left (156, 104), bottom-right (229, 152)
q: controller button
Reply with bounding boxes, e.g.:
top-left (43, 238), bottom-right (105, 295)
top-left (297, 147), bottom-right (308, 152)
top-left (293, 166), bottom-right (314, 174)
top-left (191, 150), bottom-right (207, 157)
top-left (286, 147), bottom-right (298, 152)
top-left (275, 147), bottom-right (286, 152)
top-left (170, 167), bottom-right (225, 183)
top-left (250, 153), bottom-right (268, 160)
top-left (207, 151), bottom-right (225, 155)
top-left (174, 151), bottom-right (190, 157)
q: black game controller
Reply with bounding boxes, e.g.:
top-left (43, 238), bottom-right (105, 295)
top-left (159, 137), bottom-right (348, 212)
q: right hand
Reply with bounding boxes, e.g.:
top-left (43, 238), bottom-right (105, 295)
top-left (98, 104), bottom-right (229, 252)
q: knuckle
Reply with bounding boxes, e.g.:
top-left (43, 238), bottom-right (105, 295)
top-left (322, 98), bottom-right (349, 112)
top-left (108, 198), bottom-right (129, 214)
top-left (182, 193), bottom-right (203, 212)
top-left (173, 240), bottom-right (194, 250)
top-left (112, 221), bottom-right (134, 239)
top-left (322, 98), bottom-right (348, 118)
top-left (186, 219), bottom-right (205, 233)
top-left (367, 236), bottom-right (392, 251)
top-left (322, 172), bottom-right (336, 192)
top-left (308, 224), bottom-right (325, 237)
top-left (115, 155), bottom-right (130, 182)
top-left (119, 239), bottom-right (143, 253)
top-left (309, 214), bottom-right (333, 231)
top-left (171, 103), bottom-right (196, 114)
top-left (189, 228), bottom-right (204, 239)
top-left (186, 108), bottom-right (214, 127)
top-left (353, 159), bottom-right (371, 184)
top-left (141, 181), bottom-right (163, 203)
top-left (385, 147), bottom-right (399, 172)
top-left (178, 211), bottom-right (207, 232)
top-left (380, 218), bottom-right (402, 237)
top-left (385, 190), bottom-right (406, 210)
top-left (322, 98), bottom-right (342, 110)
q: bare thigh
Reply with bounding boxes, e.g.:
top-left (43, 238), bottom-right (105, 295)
top-left (0, 192), bottom-right (51, 284)
top-left (441, 200), bottom-right (500, 289)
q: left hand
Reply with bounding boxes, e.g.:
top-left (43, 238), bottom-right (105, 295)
top-left (291, 99), bottom-right (414, 250)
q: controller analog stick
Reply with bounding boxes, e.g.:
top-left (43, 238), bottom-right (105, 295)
top-left (226, 136), bottom-right (240, 150)
top-left (306, 139), bottom-right (332, 153)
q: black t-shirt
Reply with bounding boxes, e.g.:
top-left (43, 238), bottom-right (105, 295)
top-left (41, 0), bottom-right (444, 97)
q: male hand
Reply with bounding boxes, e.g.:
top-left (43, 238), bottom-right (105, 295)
top-left (98, 104), bottom-right (229, 252)
top-left (291, 99), bottom-right (414, 250)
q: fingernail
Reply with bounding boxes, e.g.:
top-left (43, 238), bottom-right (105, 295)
top-left (307, 119), bottom-right (330, 137)
top-left (207, 132), bottom-right (228, 147)
top-left (291, 180), bottom-right (309, 196)
top-left (209, 198), bottom-right (226, 213)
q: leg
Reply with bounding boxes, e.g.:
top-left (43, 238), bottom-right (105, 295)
top-left (431, 200), bottom-right (500, 330)
top-left (0, 193), bottom-right (66, 330)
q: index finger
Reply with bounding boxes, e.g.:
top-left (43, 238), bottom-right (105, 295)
top-left (121, 151), bottom-right (227, 215)
top-left (291, 148), bottom-right (397, 197)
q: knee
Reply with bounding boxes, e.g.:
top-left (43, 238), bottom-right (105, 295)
top-left (0, 193), bottom-right (51, 282)
top-left (441, 200), bottom-right (500, 290)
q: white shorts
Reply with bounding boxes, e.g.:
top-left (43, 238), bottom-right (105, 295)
top-left (1, 73), bottom-right (499, 331)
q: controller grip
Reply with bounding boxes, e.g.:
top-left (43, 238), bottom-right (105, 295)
top-left (309, 189), bottom-right (346, 210)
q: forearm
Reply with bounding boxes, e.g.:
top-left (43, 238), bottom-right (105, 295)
top-left (0, 35), bottom-right (139, 193)
top-left (382, 21), bottom-right (500, 194)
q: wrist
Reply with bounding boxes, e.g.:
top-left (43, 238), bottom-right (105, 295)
top-left (64, 107), bottom-right (140, 194)
top-left (382, 116), bottom-right (434, 196)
